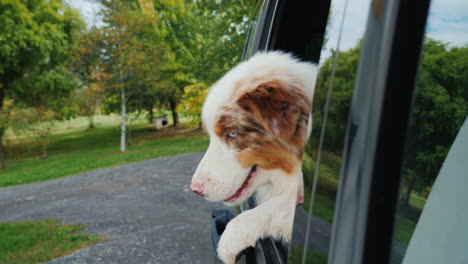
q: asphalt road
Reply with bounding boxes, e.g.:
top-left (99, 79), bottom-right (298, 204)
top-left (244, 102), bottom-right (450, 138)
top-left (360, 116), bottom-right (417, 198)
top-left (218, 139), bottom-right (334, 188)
top-left (0, 152), bottom-right (222, 264)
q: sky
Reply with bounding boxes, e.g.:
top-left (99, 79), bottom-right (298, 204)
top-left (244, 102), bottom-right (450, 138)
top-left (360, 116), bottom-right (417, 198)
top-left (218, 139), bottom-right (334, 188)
top-left (426, 0), bottom-right (468, 46)
top-left (321, 0), bottom-right (371, 61)
top-left (68, 0), bottom-right (468, 53)
top-left (323, 0), bottom-right (468, 61)
top-left (65, 0), bottom-right (104, 28)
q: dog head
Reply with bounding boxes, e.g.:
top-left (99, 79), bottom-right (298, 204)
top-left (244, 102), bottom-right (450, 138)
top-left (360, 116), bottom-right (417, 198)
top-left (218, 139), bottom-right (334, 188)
top-left (190, 52), bottom-right (317, 205)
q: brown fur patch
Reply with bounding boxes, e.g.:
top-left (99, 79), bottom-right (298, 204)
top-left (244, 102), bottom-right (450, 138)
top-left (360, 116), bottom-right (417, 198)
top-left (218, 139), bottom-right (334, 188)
top-left (213, 80), bottom-right (311, 174)
top-left (237, 80), bottom-right (311, 154)
top-left (238, 147), bottom-right (297, 174)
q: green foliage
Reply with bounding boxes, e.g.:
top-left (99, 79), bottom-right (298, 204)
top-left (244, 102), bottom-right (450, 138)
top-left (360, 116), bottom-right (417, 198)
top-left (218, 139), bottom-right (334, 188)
top-left (9, 68), bottom-right (80, 159)
top-left (0, 100), bottom-right (30, 135)
top-left (92, 0), bottom-right (258, 127)
top-left (0, 219), bottom-right (102, 264)
top-left (11, 69), bottom-right (78, 119)
top-left (0, 0), bottom-right (82, 164)
top-left (97, 0), bottom-right (166, 115)
top-left (312, 38), bottom-right (468, 197)
top-left (73, 86), bottom-right (104, 128)
top-left (0, 0), bottom-right (82, 80)
top-left (0, 0), bottom-right (82, 104)
top-left (312, 42), bottom-right (361, 153)
top-left (70, 27), bottom-right (103, 86)
top-left (157, 0), bottom-right (258, 85)
top-left (302, 39), bottom-right (468, 246)
top-left (177, 83), bottom-right (208, 128)
top-left (403, 39), bottom-right (468, 195)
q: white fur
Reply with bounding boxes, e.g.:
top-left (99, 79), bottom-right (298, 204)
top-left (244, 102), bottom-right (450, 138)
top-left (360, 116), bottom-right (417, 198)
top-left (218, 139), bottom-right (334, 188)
top-left (191, 51), bottom-right (317, 264)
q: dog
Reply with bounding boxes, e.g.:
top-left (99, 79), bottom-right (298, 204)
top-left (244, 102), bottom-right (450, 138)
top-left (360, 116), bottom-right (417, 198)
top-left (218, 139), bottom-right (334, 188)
top-left (190, 51), bottom-right (317, 264)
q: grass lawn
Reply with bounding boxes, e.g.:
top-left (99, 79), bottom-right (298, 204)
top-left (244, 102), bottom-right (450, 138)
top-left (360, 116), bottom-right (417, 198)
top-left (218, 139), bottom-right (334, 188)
top-left (302, 177), bottom-right (337, 224)
top-left (288, 246), bottom-right (327, 264)
top-left (394, 214), bottom-right (418, 244)
top-left (1, 115), bottom-right (208, 188)
top-left (0, 219), bottom-right (102, 264)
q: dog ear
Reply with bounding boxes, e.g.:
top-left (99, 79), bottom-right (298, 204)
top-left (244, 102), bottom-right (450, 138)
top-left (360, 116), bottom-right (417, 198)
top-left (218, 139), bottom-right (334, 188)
top-left (237, 81), bottom-right (310, 141)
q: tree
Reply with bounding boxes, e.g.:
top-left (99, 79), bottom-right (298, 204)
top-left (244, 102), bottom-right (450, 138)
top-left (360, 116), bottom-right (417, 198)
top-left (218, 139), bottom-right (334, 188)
top-left (11, 69), bottom-right (78, 159)
top-left (98, 0), bottom-right (165, 151)
top-left (152, 0), bottom-right (258, 125)
top-left (69, 27), bottom-right (105, 129)
top-left (0, 99), bottom-right (31, 167)
top-left (73, 85), bottom-right (104, 129)
top-left (401, 39), bottom-right (468, 204)
top-left (93, 0), bottom-right (257, 149)
top-left (312, 42), bottom-right (361, 153)
top-left (311, 39), bottom-right (468, 205)
top-left (0, 0), bottom-right (82, 166)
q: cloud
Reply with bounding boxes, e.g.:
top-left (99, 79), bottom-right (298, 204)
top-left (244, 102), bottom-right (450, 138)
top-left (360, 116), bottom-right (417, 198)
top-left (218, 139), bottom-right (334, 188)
top-left (426, 0), bottom-right (468, 46)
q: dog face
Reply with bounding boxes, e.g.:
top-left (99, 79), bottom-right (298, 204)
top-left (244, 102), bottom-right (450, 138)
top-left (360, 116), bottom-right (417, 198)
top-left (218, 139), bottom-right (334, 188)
top-left (190, 52), bottom-right (317, 205)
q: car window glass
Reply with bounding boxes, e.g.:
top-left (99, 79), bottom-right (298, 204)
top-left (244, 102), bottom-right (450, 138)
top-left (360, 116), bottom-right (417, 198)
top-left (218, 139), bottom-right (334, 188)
top-left (243, 0), bottom-right (277, 59)
top-left (288, 0), bottom-right (372, 263)
top-left (390, 0), bottom-right (468, 263)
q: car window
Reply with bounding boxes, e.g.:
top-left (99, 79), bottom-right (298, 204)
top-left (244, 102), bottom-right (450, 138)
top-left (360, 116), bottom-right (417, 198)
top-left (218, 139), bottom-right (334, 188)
top-left (288, 0), bottom-right (372, 263)
top-left (243, 0), bottom-right (279, 59)
top-left (390, 0), bottom-right (468, 263)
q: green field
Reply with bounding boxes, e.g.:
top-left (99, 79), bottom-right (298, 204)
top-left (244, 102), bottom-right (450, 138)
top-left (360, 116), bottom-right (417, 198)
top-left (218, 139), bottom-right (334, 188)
top-left (0, 219), bottom-right (102, 264)
top-left (1, 115), bottom-right (208, 188)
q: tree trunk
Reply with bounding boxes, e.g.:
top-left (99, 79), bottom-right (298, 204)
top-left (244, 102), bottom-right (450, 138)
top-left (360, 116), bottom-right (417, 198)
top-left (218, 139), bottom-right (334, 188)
top-left (148, 106), bottom-right (154, 124)
top-left (198, 118), bottom-right (203, 130)
top-left (88, 115), bottom-right (95, 129)
top-left (0, 133), bottom-right (5, 169)
top-left (169, 100), bottom-right (179, 126)
top-left (0, 86), bottom-right (4, 112)
top-left (402, 179), bottom-right (415, 207)
top-left (120, 88), bottom-right (126, 152)
top-left (0, 86), bottom-right (6, 169)
top-left (40, 136), bottom-right (48, 159)
top-left (117, 33), bottom-right (126, 152)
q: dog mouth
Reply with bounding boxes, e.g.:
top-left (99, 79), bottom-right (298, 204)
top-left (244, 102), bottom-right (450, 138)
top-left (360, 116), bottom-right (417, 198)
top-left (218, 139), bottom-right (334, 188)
top-left (224, 165), bottom-right (257, 203)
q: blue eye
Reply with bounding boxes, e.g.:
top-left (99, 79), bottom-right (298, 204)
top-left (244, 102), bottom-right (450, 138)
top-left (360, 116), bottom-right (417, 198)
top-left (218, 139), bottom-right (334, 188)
top-left (228, 131), bottom-right (238, 138)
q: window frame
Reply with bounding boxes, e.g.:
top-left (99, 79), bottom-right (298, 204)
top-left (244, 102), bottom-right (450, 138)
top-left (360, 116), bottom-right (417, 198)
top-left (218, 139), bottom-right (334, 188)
top-left (328, 1), bottom-right (432, 263)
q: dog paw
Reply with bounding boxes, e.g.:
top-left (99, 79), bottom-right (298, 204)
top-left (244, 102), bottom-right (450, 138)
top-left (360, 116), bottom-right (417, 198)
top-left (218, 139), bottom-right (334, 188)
top-left (217, 242), bottom-right (237, 264)
top-left (217, 219), bottom-right (252, 264)
top-left (217, 234), bottom-right (239, 264)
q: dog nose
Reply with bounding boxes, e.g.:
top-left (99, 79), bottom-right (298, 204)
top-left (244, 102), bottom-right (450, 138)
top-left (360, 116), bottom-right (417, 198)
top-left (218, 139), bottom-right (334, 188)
top-left (190, 182), bottom-right (206, 197)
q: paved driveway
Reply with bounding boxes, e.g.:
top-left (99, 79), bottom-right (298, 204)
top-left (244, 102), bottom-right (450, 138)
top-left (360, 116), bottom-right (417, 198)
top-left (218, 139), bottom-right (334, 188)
top-left (0, 153), bottom-right (223, 264)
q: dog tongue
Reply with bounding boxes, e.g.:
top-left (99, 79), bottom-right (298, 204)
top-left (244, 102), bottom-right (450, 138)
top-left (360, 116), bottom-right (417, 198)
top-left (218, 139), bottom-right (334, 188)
top-left (224, 166), bottom-right (256, 202)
